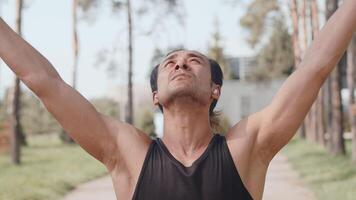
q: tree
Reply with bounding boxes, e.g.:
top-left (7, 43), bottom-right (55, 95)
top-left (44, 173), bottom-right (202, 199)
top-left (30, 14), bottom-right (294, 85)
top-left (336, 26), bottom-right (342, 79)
top-left (239, 0), bottom-right (278, 48)
top-left (326, 0), bottom-right (345, 156)
top-left (239, 0), bottom-right (293, 82)
top-left (93, 0), bottom-right (183, 125)
top-left (347, 34), bottom-right (356, 162)
top-left (90, 97), bottom-right (120, 118)
top-left (72, 0), bottom-right (79, 90)
top-left (207, 19), bottom-right (231, 80)
top-left (213, 113), bottom-right (231, 136)
top-left (289, 0), bottom-right (307, 139)
top-left (125, 0), bottom-right (134, 124)
top-left (250, 17), bottom-right (294, 81)
top-left (290, 0), bottom-right (301, 68)
top-left (310, 0), bottom-right (326, 146)
top-left (300, 0), bottom-right (315, 141)
top-left (9, 0), bottom-right (24, 165)
top-left (20, 92), bottom-right (62, 136)
top-left (0, 1), bottom-right (3, 93)
top-left (138, 108), bottom-right (156, 138)
top-left (123, 0), bottom-right (182, 124)
top-left (61, 0), bottom-right (99, 143)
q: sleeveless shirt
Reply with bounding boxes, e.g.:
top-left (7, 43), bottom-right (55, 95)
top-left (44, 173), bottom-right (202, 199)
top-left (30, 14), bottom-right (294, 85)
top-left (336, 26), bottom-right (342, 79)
top-left (132, 134), bottom-right (253, 200)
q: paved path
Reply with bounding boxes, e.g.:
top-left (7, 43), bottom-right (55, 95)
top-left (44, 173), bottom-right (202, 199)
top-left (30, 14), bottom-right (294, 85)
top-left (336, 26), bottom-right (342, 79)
top-left (63, 154), bottom-right (316, 200)
top-left (263, 154), bottom-right (316, 200)
top-left (63, 176), bottom-right (116, 200)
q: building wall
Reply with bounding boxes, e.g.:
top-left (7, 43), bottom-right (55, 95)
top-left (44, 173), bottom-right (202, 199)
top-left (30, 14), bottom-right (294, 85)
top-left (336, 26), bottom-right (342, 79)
top-left (216, 78), bottom-right (286, 125)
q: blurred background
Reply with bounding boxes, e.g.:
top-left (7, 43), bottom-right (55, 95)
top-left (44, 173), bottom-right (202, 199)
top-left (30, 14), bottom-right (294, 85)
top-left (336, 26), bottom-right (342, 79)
top-left (0, 0), bottom-right (355, 199)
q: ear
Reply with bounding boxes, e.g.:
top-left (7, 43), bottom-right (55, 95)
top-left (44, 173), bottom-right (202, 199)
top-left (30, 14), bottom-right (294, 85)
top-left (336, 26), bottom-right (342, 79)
top-left (211, 84), bottom-right (221, 100)
top-left (152, 91), bottom-right (159, 105)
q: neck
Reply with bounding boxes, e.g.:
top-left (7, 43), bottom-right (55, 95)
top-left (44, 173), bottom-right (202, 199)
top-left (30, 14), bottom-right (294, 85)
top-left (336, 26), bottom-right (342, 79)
top-left (161, 99), bottom-right (213, 156)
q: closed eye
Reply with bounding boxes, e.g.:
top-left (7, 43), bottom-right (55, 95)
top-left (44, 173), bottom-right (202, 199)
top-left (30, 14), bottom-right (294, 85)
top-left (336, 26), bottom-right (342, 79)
top-left (190, 58), bottom-right (201, 64)
top-left (164, 61), bottom-right (175, 67)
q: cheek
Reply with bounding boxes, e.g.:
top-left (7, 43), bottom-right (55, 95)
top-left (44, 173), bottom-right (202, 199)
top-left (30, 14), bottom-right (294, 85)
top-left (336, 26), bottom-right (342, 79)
top-left (197, 69), bottom-right (212, 85)
top-left (156, 73), bottom-right (168, 94)
top-left (194, 72), bottom-right (212, 94)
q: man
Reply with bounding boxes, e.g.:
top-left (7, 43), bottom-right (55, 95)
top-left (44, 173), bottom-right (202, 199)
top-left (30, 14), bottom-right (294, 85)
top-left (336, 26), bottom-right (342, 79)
top-left (0, 0), bottom-right (355, 199)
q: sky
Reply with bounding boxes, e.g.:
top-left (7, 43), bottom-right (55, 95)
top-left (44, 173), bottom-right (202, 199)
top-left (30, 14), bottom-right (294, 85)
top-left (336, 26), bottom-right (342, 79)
top-left (0, 0), bottom-right (256, 99)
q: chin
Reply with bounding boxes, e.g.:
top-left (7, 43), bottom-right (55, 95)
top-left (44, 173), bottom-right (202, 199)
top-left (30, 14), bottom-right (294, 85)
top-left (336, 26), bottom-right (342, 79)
top-left (171, 88), bottom-right (193, 98)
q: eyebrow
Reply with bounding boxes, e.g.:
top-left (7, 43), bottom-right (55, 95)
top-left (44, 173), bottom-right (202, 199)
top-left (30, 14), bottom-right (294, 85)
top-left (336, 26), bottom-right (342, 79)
top-left (161, 52), bottom-right (207, 65)
top-left (186, 52), bottom-right (206, 61)
top-left (162, 53), bottom-right (179, 63)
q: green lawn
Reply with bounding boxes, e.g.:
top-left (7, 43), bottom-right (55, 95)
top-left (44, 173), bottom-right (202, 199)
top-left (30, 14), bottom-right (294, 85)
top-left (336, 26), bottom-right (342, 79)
top-left (282, 138), bottom-right (356, 200)
top-left (0, 134), bottom-right (108, 200)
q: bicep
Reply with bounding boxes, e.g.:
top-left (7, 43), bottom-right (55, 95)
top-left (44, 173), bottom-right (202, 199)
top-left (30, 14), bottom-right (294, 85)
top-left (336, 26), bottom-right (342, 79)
top-left (257, 66), bottom-right (325, 159)
top-left (39, 79), bottom-right (119, 165)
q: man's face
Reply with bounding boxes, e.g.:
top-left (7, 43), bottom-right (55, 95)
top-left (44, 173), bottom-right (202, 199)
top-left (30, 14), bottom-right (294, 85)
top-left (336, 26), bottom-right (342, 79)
top-left (153, 50), bottom-right (220, 109)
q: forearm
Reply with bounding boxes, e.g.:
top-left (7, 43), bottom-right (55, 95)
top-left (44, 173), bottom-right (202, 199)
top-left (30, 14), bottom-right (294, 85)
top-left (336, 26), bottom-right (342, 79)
top-left (0, 18), bottom-right (62, 95)
top-left (300, 0), bottom-right (356, 79)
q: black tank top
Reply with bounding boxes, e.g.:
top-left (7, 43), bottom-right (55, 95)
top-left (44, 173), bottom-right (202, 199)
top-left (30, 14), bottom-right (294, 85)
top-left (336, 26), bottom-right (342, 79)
top-left (132, 134), bottom-right (253, 200)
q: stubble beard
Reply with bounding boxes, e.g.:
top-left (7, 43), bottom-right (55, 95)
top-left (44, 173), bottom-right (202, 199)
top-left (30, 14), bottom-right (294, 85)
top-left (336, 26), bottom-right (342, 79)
top-left (164, 84), bottom-right (209, 108)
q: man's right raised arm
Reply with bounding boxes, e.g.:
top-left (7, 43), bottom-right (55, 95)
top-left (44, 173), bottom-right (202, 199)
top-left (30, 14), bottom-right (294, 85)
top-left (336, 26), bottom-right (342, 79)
top-left (0, 17), bottom-right (150, 170)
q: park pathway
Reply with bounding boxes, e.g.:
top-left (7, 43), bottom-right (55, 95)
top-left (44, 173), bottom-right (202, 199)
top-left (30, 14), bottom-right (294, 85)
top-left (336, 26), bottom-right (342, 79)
top-left (63, 153), bottom-right (316, 200)
top-left (263, 154), bottom-right (316, 200)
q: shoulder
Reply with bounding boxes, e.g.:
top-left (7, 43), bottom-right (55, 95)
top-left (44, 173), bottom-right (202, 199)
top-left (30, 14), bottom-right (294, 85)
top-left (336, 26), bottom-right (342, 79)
top-left (224, 111), bottom-right (270, 173)
top-left (101, 115), bottom-right (153, 174)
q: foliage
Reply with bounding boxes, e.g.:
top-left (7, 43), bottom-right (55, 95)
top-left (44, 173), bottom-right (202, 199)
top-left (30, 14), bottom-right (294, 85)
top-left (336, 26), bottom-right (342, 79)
top-left (207, 20), bottom-right (232, 80)
top-left (247, 17), bottom-right (294, 81)
top-left (90, 97), bottom-right (120, 118)
top-left (239, 0), bottom-right (279, 48)
top-left (13, 93), bottom-right (119, 137)
top-left (137, 108), bottom-right (156, 138)
top-left (19, 92), bottom-right (62, 136)
top-left (213, 113), bottom-right (231, 135)
top-left (77, 0), bottom-right (100, 23)
top-left (94, 0), bottom-right (185, 78)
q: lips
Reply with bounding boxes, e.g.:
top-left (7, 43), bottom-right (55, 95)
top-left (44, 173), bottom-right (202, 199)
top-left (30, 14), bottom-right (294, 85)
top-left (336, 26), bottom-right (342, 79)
top-left (171, 73), bottom-right (191, 81)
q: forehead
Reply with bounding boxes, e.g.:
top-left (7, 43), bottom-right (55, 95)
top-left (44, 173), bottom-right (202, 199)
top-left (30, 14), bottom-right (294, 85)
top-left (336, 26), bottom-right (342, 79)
top-left (163, 50), bottom-right (209, 62)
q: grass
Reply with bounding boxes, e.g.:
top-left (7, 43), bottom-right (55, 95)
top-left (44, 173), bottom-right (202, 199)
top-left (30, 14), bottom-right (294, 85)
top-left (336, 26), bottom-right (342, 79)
top-left (0, 134), bottom-right (108, 200)
top-left (282, 138), bottom-right (356, 200)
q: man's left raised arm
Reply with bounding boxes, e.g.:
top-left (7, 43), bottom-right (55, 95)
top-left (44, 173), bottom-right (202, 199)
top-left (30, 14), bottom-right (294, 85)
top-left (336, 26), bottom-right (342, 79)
top-left (255, 0), bottom-right (356, 161)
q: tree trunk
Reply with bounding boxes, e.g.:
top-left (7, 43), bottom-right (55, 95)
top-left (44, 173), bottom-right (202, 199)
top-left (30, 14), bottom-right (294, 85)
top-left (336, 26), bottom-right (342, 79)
top-left (300, 0), bottom-right (308, 53)
top-left (310, 0), bottom-right (325, 146)
top-left (290, 0), bottom-right (306, 139)
top-left (326, 73), bottom-right (333, 150)
top-left (301, 0), bottom-right (316, 141)
top-left (61, 0), bottom-right (79, 143)
top-left (347, 34), bottom-right (356, 163)
top-left (331, 54), bottom-right (346, 155)
top-left (125, 0), bottom-right (134, 124)
top-left (9, 0), bottom-right (24, 165)
top-left (326, 0), bottom-right (345, 156)
top-left (325, 0), bottom-right (335, 151)
top-left (72, 0), bottom-right (79, 90)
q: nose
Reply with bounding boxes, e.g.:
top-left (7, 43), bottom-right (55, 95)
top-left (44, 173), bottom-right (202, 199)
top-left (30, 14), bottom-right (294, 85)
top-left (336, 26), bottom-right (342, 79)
top-left (174, 60), bottom-right (189, 71)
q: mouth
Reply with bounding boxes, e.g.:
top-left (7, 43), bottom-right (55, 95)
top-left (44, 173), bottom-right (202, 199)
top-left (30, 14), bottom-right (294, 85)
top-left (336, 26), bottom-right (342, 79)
top-left (171, 73), bottom-right (191, 81)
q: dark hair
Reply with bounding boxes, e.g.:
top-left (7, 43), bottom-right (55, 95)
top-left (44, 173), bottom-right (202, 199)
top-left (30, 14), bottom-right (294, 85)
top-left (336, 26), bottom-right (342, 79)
top-left (149, 50), bottom-right (224, 128)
